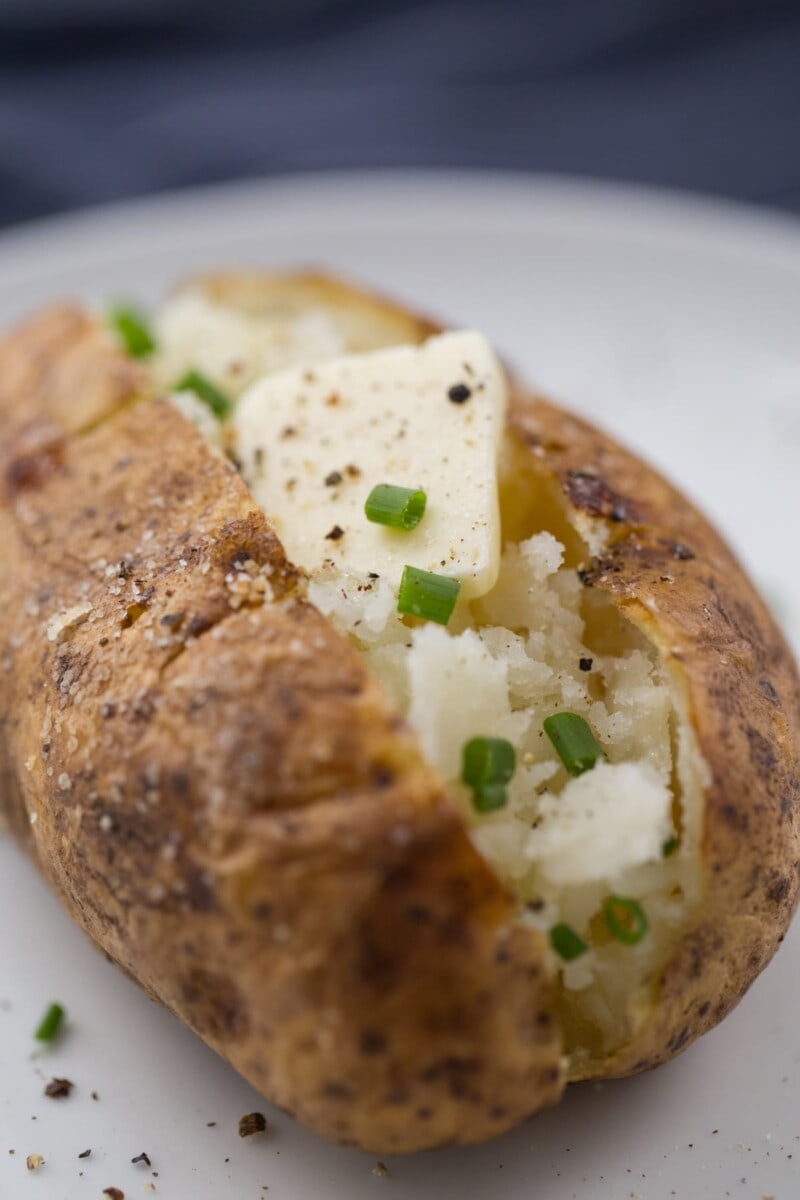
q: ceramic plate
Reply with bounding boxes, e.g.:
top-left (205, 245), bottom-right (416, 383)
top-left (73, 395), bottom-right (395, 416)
top-left (1, 170), bottom-right (799, 1200)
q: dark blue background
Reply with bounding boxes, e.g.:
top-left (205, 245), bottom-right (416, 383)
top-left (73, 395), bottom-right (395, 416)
top-left (1, 0), bottom-right (798, 228)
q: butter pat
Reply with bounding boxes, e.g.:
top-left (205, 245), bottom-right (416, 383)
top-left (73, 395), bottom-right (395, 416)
top-left (234, 331), bottom-right (507, 598)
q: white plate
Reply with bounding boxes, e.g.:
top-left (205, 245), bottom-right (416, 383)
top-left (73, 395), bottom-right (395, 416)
top-left (1, 170), bottom-right (799, 1200)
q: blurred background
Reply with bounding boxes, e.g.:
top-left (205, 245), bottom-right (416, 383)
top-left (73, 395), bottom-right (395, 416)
top-left (1, 0), bottom-right (799, 229)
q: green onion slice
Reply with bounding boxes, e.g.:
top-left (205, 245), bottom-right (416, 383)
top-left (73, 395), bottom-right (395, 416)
top-left (549, 923), bottom-right (588, 962)
top-left (472, 783), bottom-right (509, 813)
top-left (462, 737), bottom-right (516, 789)
top-left (175, 369), bottom-right (233, 420)
top-left (364, 484), bottom-right (427, 531)
top-left (462, 737), bottom-right (515, 814)
top-left (603, 895), bottom-right (649, 945)
top-left (109, 306), bottom-right (156, 358)
top-left (397, 566), bottom-right (460, 625)
top-left (34, 1003), bottom-right (65, 1042)
top-left (543, 712), bottom-right (607, 776)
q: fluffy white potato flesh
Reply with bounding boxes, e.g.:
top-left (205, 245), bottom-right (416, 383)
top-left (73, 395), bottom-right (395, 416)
top-left (151, 290), bottom-right (346, 399)
top-left (151, 291), bottom-right (703, 1069)
top-left (310, 530), bottom-right (699, 1060)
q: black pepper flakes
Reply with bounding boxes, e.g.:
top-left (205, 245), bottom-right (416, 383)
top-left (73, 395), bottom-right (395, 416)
top-left (447, 383), bottom-right (471, 404)
top-left (324, 470), bottom-right (343, 487)
top-left (131, 1152), bottom-right (152, 1167)
top-left (44, 1077), bottom-right (74, 1099)
top-left (238, 1112), bottom-right (267, 1138)
top-left (579, 657), bottom-right (593, 672)
top-left (325, 525), bottom-right (345, 541)
top-left (78, 1149), bottom-right (91, 1159)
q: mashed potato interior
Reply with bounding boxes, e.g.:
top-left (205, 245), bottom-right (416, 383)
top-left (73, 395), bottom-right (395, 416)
top-left (152, 288), bottom-right (702, 1071)
top-left (309, 499), bottom-right (697, 1065)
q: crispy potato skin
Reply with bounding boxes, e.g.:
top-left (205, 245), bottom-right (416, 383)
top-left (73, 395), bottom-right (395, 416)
top-left (0, 307), bottom-right (562, 1153)
top-left (0, 274), bottom-right (798, 1150)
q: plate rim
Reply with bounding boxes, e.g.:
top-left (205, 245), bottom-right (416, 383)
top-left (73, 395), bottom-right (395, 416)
top-left (1, 168), bottom-right (800, 293)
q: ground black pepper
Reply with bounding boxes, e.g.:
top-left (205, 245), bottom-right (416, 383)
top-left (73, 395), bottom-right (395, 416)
top-left (238, 1112), bottom-right (267, 1137)
top-left (44, 1078), bottom-right (73, 1099)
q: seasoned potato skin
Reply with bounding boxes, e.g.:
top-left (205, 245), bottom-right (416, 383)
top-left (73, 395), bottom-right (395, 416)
top-left (0, 274), bottom-right (798, 1152)
top-left (0, 302), bottom-right (562, 1154)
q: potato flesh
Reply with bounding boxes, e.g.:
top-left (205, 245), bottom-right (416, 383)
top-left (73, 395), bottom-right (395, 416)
top-left (309, 465), bottom-right (701, 1066)
top-left (152, 294), bottom-right (702, 1069)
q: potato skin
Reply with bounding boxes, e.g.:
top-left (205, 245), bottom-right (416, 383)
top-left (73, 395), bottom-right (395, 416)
top-left (0, 306), bottom-right (562, 1153)
top-left (0, 275), bottom-right (798, 1151)
top-left (508, 386), bottom-right (800, 1079)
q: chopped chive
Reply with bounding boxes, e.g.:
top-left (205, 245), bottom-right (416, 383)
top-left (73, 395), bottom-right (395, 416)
top-left (543, 712), bottom-right (607, 776)
top-left (397, 566), bottom-right (460, 625)
top-left (34, 1003), bottom-right (65, 1042)
top-left (472, 783), bottom-right (509, 813)
top-left (462, 737), bottom-right (516, 789)
top-left (364, 484), bottom-right (427, 531)
top-left (175, 369), bottom-right (233, 420)
top-left (662, 834), bottom-right (678, 858)
top-left (109, 306), bottom-right (156, 358)
top-left (462, 737), bottom-right (515, 814)
top-left (549, 923), bottom-right (588, 962)
top-left (603, 895), bottom-right (649, 945)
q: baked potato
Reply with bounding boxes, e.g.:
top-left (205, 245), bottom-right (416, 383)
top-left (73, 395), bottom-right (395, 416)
top-left (0, 270), bottom-right (797, 1155)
